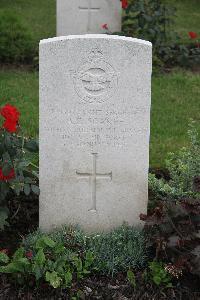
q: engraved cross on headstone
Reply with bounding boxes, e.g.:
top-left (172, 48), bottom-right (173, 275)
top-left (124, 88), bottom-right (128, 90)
top-left (76, 153), bottom-right (112, 212)
top-left (79, 0), bottom-right (101, 32)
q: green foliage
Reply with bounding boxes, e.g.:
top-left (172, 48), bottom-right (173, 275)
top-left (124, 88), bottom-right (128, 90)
top-left (122, 0), bottom-right (200, 70)
top-left (0, 11), bottom-right (35, 64)
top-left (123, 0), bottom-right (176, 50)
top-left (0, 234), bottom-right (94, 290)
top-left (24, 225), bottom-right (148, 276)
top-left (127, 270), bottom-right (136, 289)
top-left (148, 261), bottom-right (172, 287)
top-left (149, 121), bottom-right (200, 200)
top-left (0, 108), bottom-right (39, 230)
top-left (143, 124), bottom-right (200, 276)
top-left (86, 225), bottom-right (147, 275)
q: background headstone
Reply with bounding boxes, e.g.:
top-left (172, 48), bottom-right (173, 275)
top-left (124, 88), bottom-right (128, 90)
top-left (39, 34), bottom-right (152, 232)
top-left (57, 0), bottom-right (122, 36)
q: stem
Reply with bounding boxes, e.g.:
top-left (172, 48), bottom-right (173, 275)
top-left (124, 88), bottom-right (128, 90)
top-left (11, 204), bottom-right (21, 220)
top-left (29, 162), bottom-right (39, 169)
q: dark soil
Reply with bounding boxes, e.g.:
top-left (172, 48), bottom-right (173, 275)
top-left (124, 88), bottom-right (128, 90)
top-left (0, 175), bottom-right (199, 299)
top-left (0, 271), bottom-right (199, 299)
top-left (0, 193), bottom-right (38, 253)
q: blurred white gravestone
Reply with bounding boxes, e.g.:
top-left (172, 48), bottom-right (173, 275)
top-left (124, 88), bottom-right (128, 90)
top-left (57, 0), bottom-right (122, 36)
top-left (39, 34), bottom-right (152, 232)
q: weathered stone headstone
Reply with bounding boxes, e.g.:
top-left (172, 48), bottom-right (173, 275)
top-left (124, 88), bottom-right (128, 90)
top-left (57, 0), bottom-right (122, 36)
top-left (39, 34), bottom-right (152, 232)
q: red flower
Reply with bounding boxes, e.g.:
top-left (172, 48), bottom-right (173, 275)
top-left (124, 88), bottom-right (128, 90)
top-left (0, 104), bottom-right (20, 133)
top-left (26, 251), bottom-right (33, 259)
top-left (188, 31), bottom-right (198, 39)
top-left (3, 119), bottom-right (18, 133)
top-left (102, 23), bottom-right (108, 30)
top-left (0, 168), bottom-right (15, 181)
top-left (121, 0), bottom-right (128, 9)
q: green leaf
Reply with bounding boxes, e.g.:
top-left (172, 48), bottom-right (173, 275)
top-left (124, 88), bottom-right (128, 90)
top-left (45, 271), bottom-right (62, 288)
top-left (64, 270), bottom-right (72, 287)
top-left (31, 184), bottom-right (40, 195)
top-left (32, 264), bottom-right (43, 280)
top-left (153, 275), bottom-right (161, 285)
top-left (25, 139), bottom-right (39, 152)
top-left (35, 249), bottom-right (46, 266)
top-left (2, 152), bottom-right (11, 163)
top-left (13, 248), bottom-right (25, 260)
top-left (36, 236), bottom-right (56, 249)
top-left (0, 252), bottom-right (9, 264)
top-left (0, 257), bottom-right (30, 273)
top-left (2, 163), bottom-right (12, 176)
top-left (127, 270), bottom-right (136, 288)
top-left (84, 251), bottom-right (94, 268)
top-left (24, 184), bottom-right (31, 196)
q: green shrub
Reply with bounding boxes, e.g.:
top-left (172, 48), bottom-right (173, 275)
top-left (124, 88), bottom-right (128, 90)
top-left (123, 0), bottom-right (176, 50)
top-left (0, 235), bottom-right (94, 290)
top-left (0, 103), bottom-right (39, 230)
top-left (0, 11), bottom-right (35, 64)
top-left (86, 225), bottom-right (147, 275)
top-left (122, 0), bottom-right (200, 70)
top-left (148, 261), bottom-right (172, 287)
top-left (24, 225), bottom-right (148, 276)
top-left (149, 121), bottom-right (200, 200)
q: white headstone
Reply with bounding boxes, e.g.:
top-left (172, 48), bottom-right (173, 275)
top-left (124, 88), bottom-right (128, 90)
top-left (39, 34), bottom-right (152, 232)
top-left (57, 0), bottom-right (122, 36)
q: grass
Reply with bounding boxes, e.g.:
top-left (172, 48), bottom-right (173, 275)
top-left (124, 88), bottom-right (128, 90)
top-left (0, 0), bottom-right (56, 46)
top-left (0, 69), bottom-right (199, 167)
top-left (169, 0), bottom-right (200, 41)
top-left (0, 68), bottom-right (38, 137)
top-left (151, 70), bottom-right (200, 166)
top-left (0, 0), bottom-right (199, 46)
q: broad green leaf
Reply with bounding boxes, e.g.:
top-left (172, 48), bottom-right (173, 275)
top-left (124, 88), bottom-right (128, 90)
top-left (35, 249), bottom-right (46, 266)
top-left (13, 248), bottom-right (25, 260)
top-left (64, 270), bottom-right (72, 287)
top-left (127, 270), bottom-right (136, 288)
top-left (36, 236), bottom-right (56, 249)
top-left (32, 264), bottom-right (43, 280)
top-left (45, 271), bottom-right (62, 288)
top-left (0, 252), bottom-right (9, 264)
